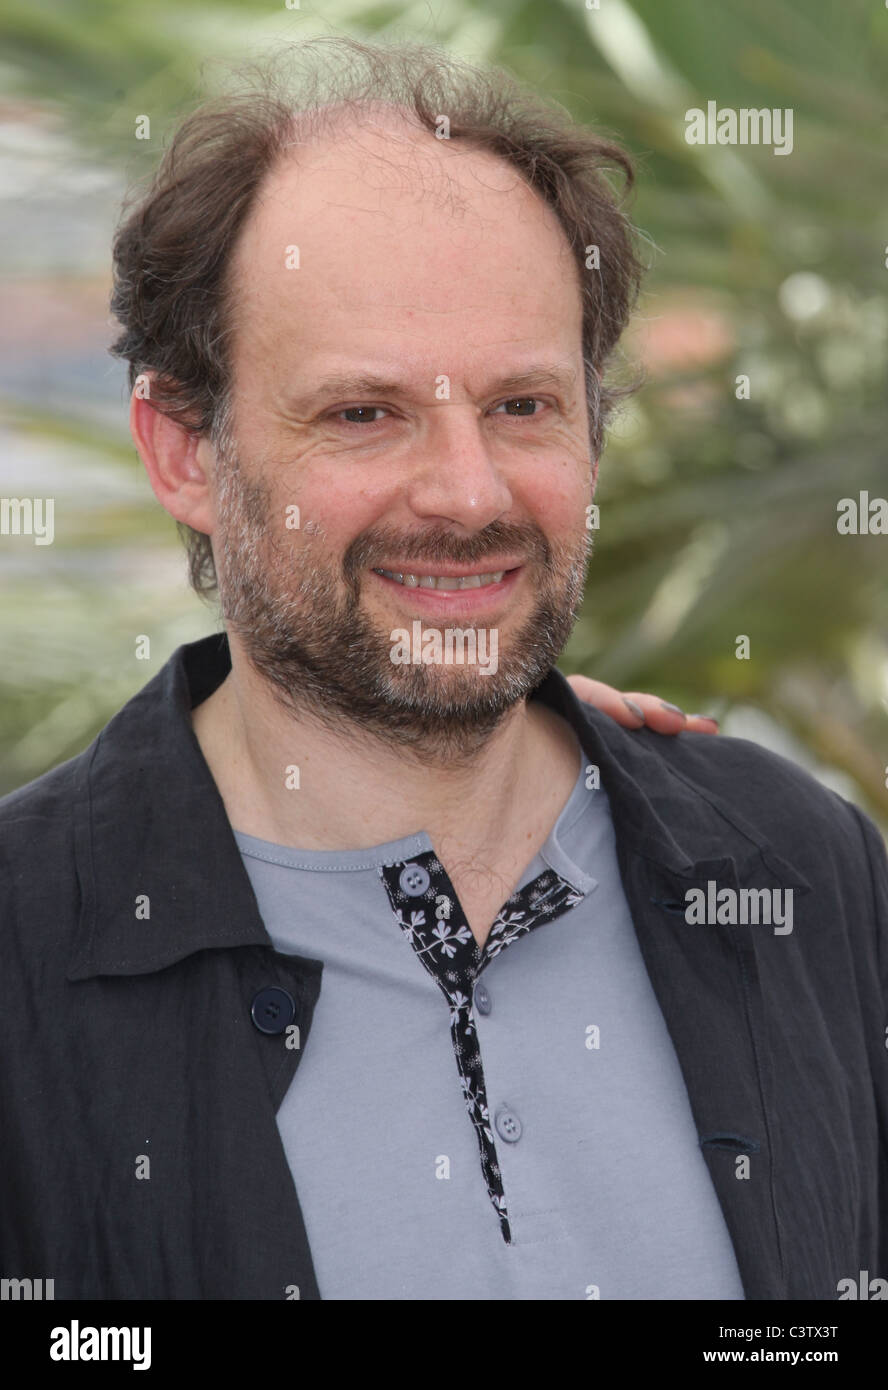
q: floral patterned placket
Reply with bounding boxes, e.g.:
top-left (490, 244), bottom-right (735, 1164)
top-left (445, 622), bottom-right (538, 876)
top-left (379, 851), bottom-right (586, 1244)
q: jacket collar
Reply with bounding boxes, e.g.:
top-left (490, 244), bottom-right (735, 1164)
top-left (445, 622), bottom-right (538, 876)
top-left (68, 633), bottom-right (808, 981)
top-left (68, 633), bottom-right (267, 981)
top-left (531, 666), bottom-right (811, 890)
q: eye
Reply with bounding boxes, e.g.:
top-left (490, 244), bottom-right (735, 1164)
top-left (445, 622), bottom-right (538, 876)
top-left (491, 397), bottom-right (548, 418)
top-left (330, 405), bottom-right (389, 427)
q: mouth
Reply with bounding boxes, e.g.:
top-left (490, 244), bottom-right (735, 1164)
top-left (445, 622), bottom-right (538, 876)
top-left (369, 562), bottom-right (525, 613)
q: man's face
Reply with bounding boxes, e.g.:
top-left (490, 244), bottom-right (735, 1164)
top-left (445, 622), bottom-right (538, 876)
top-left (212, 111), bottom-right (594, 760)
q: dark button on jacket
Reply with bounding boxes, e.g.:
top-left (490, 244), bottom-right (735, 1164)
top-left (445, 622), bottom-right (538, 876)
top-left (251, 986), bottom-right (297, 1035)
top-left (0, 632), bottom-right (885, 1299)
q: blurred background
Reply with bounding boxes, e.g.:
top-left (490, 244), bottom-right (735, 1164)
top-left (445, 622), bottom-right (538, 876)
top-left (1, 0), bottom-right (886, 832)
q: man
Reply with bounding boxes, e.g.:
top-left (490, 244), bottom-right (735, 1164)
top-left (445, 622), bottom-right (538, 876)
top-left (1, 37), bottom-right (885, 1302)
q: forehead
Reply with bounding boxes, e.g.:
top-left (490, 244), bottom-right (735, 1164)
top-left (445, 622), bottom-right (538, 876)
top-left (226, 111), bottom-right (583, 372)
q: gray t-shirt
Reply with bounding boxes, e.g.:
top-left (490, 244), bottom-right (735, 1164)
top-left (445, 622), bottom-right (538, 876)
top-left (234, 743), bottom-right (745, 1300)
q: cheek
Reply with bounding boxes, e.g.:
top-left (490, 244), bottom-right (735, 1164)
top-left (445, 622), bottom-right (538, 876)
top-left (283, 475), bottom-right (389, 541)
top-left (519, 463), bottom-right (591, 536)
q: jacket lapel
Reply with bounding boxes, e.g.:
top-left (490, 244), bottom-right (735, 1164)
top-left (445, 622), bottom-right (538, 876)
top-left (66, 635), bottom-right (327, 1297)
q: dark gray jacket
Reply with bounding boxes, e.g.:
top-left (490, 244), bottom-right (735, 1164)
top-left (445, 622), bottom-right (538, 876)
top-left (1, 633), bottom-right (886, 1299)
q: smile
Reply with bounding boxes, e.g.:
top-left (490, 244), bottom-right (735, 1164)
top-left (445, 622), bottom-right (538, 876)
top-left (372, 569), bottom-right (507, 590)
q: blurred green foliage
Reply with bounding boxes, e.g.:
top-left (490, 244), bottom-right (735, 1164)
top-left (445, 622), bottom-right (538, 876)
top-left (0, 0), bottom-right (886, 827)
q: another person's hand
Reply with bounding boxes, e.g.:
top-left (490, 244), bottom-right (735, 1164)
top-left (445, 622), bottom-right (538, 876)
top-left (566, 675), bottom-right (719, 735)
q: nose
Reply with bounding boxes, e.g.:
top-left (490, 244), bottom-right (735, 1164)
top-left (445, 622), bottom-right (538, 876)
top-left (403, 405), bottom-right (514, 531)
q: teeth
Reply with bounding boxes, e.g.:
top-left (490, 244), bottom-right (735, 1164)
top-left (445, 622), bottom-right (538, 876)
top-left (374, 568), bottom-right (506, 590)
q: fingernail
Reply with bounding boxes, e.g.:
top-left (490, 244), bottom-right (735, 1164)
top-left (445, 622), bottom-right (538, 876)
top-left (689, 713), bottom-right (719, 728)
top-left (622, 698), bottom-right (645, 723)
top-left (659, 701), bottom-right (685, 716)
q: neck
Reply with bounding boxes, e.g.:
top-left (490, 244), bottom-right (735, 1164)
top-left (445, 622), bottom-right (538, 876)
top-left (191, 632), bottom-right (580, 866)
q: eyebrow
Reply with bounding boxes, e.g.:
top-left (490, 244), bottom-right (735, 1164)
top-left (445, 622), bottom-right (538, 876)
top-left (284, 363), bottom-right (579, 411)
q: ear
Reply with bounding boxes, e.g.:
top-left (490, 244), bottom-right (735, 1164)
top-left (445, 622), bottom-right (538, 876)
top-left (129, 376), bottom-right (217, 536)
